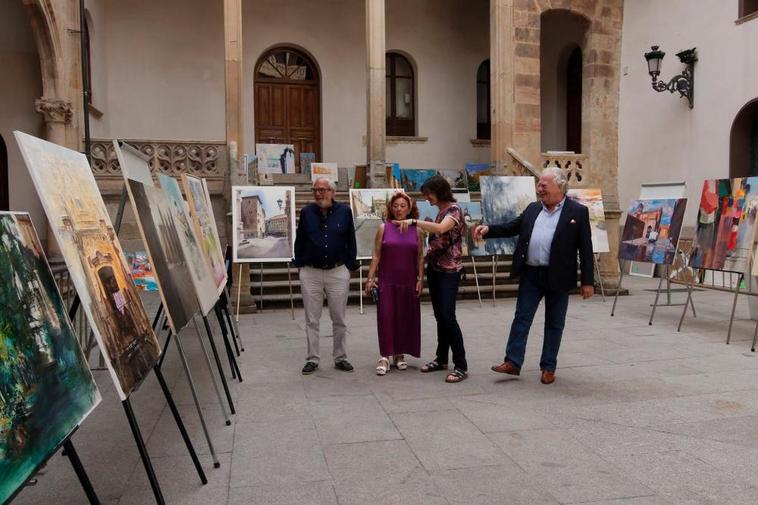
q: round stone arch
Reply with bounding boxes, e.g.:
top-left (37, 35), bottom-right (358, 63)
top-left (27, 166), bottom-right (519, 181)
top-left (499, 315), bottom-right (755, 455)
top-left (22, 0), bottom-right (63, 99)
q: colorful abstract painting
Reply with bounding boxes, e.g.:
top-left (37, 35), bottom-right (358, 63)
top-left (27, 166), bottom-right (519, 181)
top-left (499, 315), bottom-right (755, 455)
top-left (350, 188), bottom-right (404, 259)
top-left (15, 131), bottom-right (160, 401)
top-left (256, 143), bottom-right (295, 174)
top-left (232, 186), bottom-right (296, 263)
top-left (480, 176), bottom-right (536, 255)
top-left (567, 188), bottom-right (610, 253)
top-left (158, 175), bottom-right (219, 316)
top-left (400, 169), bottom-right (437, 192)
top-left (126, 251), bottom-right (157, 292)
top-left (619, 198), bottom-right (687, 265)
top-left (0, 213), bottom-right (101, 504)
top-left (182, 174), bottom-right (227, 294)
top-left (688, 178), bottom-right (758, 274)
top-left (465, 163), bottom-right (492, 192)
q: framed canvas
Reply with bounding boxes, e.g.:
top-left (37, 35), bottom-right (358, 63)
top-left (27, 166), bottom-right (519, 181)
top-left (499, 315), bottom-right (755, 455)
top-left (690, 178), bottom-right (758, 274)
top-left (567, 188), bottom-right (610, 253)
top-left (399, 169), bottom-right (437, 192)
top-left (619, 198), bottom-right (688, 265)
top-left (182, 174), bottom-right (228, 294)
top-left (158, 174), bottom-right (219, 316)
top-left (232, 186), bottom-right (296, 263)
top-left (437, 169), bottom-right (467, 190)
top-left (480, 176), bottom-right (536, 255)
top-left (300, 152), bottom-right (315, 177)
top-left (0, 212), bottom-right (102, 504)
top-left (256, 143), bottom-right (295, 174)
top-left (15, 131), bottom-right (160, 400)
top-left (310, 162), bottom-right (339, 183)
top-left (628, 260), bottom-right (656, 278)
top-left (465, 163), bottom-right (492, 192)
top-left (350, 188), bottom-right (404, 259)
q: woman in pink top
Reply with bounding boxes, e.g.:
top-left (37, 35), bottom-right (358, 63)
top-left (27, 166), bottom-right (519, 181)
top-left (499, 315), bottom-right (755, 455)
top-left (394, 176), bottom-right (468, 383)
top-left (365, 193), bottom-right (424, 375)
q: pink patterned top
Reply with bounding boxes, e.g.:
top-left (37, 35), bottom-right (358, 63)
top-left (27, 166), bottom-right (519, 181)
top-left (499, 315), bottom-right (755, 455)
top-left (427, 204), bottom-right (464, 273)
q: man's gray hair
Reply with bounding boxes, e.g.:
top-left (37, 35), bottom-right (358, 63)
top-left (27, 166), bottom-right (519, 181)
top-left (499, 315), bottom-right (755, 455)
top-left (541, 166), bottom-right (568, 194)
top-left (312, 177), bottom-right (337, 191)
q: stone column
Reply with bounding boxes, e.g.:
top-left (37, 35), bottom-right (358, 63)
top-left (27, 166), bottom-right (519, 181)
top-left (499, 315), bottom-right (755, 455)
top-left (366, 0), bottom-right (387, 187)
top-left (490, 0), bottom-right (515, 175)
top-left (224, 0), bottom-right (255, 313)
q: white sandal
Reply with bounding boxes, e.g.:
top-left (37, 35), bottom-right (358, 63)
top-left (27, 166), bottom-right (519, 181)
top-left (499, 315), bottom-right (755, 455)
top-left (376, 357), bottom-right (390, 376)
top-left (394, 355), bottom-right (407, 370)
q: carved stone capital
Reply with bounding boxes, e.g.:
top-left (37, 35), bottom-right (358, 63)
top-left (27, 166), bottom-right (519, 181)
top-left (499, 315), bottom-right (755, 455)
top-left (35, 98), bottom-right (73, 124)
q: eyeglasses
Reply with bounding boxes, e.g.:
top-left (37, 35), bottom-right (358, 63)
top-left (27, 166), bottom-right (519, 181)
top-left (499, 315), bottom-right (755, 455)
top-left (312, 188), bottom-right (332, 194)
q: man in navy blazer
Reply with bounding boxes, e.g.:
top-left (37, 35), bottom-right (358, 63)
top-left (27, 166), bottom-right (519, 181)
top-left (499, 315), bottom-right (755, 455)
top-left (473, 167), bottom-right (594, 384)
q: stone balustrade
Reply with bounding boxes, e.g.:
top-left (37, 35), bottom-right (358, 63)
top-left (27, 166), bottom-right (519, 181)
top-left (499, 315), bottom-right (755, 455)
top-left (541, 152), bottom-right (590, 188)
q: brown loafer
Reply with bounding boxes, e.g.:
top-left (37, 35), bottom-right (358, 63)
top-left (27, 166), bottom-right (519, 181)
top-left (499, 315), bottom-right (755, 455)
top-left (540, 370), bottom-right (555, 385)
top-left (491, 361), bottom-right (521, 376)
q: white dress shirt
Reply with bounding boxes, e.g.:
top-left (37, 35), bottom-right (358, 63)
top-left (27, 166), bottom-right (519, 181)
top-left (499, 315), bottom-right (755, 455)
top-left (526, 197), bottom-right (566, 267)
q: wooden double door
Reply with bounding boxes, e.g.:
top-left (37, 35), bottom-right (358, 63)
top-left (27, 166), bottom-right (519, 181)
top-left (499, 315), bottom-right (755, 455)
top-left (254, 47), bottom-right (321, 172)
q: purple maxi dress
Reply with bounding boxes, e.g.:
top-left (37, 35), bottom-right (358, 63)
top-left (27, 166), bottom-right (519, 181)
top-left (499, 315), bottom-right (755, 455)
top-left (377, 223), bottom-right (421, 357)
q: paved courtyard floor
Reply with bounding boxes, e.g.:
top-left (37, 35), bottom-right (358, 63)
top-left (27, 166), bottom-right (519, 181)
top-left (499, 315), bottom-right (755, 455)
top-left (14, 277), bottom-right (758, 505)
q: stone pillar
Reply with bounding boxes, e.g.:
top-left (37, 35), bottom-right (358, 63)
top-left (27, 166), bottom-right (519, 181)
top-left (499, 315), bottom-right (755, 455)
top-left (366, 0), bottom-right (387, 187)
top-left (490, 0), bottom-right (515, 175)
top-left (224, 0), bottom-right (255, 313)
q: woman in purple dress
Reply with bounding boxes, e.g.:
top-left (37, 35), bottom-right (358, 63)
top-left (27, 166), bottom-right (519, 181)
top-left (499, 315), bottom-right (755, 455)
top-left (365, 193), bottom-right (424, 375)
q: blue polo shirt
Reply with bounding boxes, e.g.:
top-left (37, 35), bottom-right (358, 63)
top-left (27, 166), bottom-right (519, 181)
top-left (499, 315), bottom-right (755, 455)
top-left (293, 201), bottom-right (358, 270)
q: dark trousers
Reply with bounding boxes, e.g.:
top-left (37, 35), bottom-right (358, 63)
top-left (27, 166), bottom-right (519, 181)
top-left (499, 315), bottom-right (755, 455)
top-left (427, 266), bottom-right (467, 371)
top-left (505, 266), bottom-right (569, 372)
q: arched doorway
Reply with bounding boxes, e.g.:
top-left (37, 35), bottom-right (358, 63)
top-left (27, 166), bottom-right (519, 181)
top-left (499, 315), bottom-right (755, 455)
top-left (565, 46), bottom-right (582, 153)
top-left (254, 46), bottom-right (320, 172)
top-left (0, 135), bottom-right (7, 211)
top-left (730, 99), bottom-right (758, 178)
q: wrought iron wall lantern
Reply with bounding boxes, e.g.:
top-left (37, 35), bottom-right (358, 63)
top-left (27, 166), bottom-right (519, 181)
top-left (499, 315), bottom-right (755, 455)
top-left (644, 45), bottom-right (697, 109)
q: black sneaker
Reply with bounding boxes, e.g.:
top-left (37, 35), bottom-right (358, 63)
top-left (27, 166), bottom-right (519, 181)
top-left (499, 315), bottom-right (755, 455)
top-left (302, 361), bottom-right (318, 375)
top-left (334, 360), bottom-right (354, 372)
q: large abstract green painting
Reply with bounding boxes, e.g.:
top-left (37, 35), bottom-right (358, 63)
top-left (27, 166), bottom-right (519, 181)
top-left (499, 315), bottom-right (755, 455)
top-left (0, 212), bottom-right (101, 503)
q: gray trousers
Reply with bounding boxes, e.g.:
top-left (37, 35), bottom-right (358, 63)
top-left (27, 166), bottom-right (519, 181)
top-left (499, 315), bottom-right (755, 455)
top-left (299, 265), bottom-right (350, 364)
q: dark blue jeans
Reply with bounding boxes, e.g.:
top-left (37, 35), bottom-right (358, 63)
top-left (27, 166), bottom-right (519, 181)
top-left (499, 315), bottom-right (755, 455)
top-left (427, 266), bottom-right (467, 372)
top-left (505, 266), bottom-right (569, 372)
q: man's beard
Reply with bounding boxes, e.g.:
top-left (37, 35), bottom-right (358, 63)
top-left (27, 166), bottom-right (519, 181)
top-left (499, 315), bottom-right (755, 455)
top-left (315, 198), bottom-right (332, 209)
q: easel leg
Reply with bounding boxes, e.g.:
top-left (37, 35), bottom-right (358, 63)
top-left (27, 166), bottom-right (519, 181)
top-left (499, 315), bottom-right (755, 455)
top-left (191, 318), bottom-right (231, 424)
top-left (287, 263), bottom-right (295, 320)
top-left (236, 265), bottom-right (243, 322)
top-left (154, 361), bottom-right (213, 476)
top-left (62, 439), bottom-right (101, 505)
top-left (216, 297), bottom-right (241, 358)
top-left (751, 319), bottom-right (758, 352)
top-left (223, 287), bottom-right (244, 352)
top-left (214, 306), bottom-right (242, 382)
top-left (359, 260), bottom-right (364, 315)
top-left (491, 256), bottom-right (496, 306)
top-left (677, 276), bottom-right (695, 332)
top-left (200, 315), bottom-right (236, 414)
top-left (471, 257), bottom-right (482, 307)
top-left (726, 273), bottom-right (743, 344)
top-left (122, 399), bottom-right (165, 505)
top-left (594, 253), bottom-right (606, 302)
top-left (648, 265), bottom-right (666, 326)
top-left (611, 259), bottom-right (625, 317)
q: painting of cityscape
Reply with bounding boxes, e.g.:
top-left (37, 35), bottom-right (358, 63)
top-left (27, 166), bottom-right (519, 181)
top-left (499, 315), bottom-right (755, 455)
top-left (567, 188), bottom-right (610, 253)
top-left (400, 169), bottom-right (437, 192)
top-left (300, 152), bottom-right (315, 177)
top-left (619, 198), bottom-right (687, 265)
top-left (417, 201), bottom-right (485, 256)
top-left (311, 162), bottom-right (339, 182)
top-left (350, 188), bottom-right (404, 259)
top-left (14, 131), bottom-right (160, 401)
top-left (256, 143), bottom-right (295, 174)
top-left (465, 163), bottom-right (492, 192)
top-left (689, 178), bottom-right (758, 274)
top-left (182, 174), bottom-right (227, 294)
top-left (438, 169), bottom-right (468, 190)
top-left (158, 175), bottom-right (219, 316)
top-left (480, 176), bottom-right (536, 255)
top-left (232, 186), bottom-right (296, 263)
top-left (0, 213), bottom-right (101, 504)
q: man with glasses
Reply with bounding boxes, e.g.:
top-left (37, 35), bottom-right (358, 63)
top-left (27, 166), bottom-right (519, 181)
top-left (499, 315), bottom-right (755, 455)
top-left (294, 177), bottom-right (358, 374)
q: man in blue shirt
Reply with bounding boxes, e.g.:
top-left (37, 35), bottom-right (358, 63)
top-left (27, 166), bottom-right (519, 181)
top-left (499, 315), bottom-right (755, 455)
top-left (294, 177), bottom-right (359, 374)
top-left (473, 167), bottom-right (594, 384)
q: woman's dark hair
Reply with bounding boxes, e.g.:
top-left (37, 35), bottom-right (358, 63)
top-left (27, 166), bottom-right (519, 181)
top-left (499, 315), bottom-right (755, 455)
top-left (385, 192), bottom-right (420, 220)
top-left (420, 175), bottom-right (456, 203)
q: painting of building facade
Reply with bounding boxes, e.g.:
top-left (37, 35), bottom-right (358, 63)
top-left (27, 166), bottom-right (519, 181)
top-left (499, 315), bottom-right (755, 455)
top-left (158, 175), bottom-right (219, 316)
top-left (350, 188), bottom-right (403, 259)
top-left (690, 178), bottom-right (758, 273)
top-left (182, 174), bottom-right (227, 293)
top-left (400, 169), bottom-right (437, 192)
top-left (232, 186), bottom-right (295, 262)
top-left (480, 176), bottom-right (536, 255)
top-left (0, 213), bottom-right (101, 504)
top-left (14, 131), bottom-right (160, 401)
top-left (256, 143), bottom-right (295, 174)
top-left (619, 198), bottom-right (687, 265)
top-left (567, 188), bottom-right (610, 253)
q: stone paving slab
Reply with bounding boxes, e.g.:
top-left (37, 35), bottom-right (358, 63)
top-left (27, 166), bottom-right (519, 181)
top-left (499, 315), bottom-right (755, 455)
top-left (13, 277), bottom-right (758, 504)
